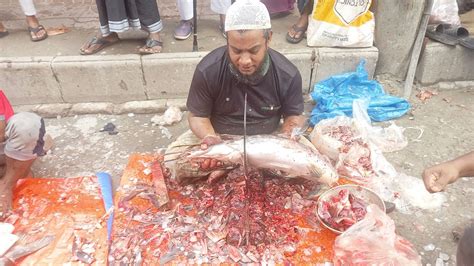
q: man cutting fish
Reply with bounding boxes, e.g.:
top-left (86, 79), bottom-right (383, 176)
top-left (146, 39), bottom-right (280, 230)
top-left (165, 0), bottom-right (321, 183)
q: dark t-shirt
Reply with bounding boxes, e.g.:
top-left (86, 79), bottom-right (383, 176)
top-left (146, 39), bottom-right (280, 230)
top-left (186, 46), bottom-right (304, 135)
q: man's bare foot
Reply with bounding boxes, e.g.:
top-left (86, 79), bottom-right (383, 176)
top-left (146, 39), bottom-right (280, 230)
top-left (286, 17), bottom-right (308, 44)
top-left (26, 15), bottom-right (47, 42)
top-left (80, 32), bottom-right (120, 55)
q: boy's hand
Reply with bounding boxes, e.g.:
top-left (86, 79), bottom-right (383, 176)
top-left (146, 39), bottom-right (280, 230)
top-left (422, 162), bottom-right (459, 193)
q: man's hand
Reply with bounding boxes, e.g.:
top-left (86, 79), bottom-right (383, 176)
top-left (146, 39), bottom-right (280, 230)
top-left (422, 162), bottom-right (459, 193)
top-left (200, 134), bottom-right (222, 150)
top-left (281, 115), bottom-right (305, 139)
top-left (199, 134), bottom-right (223, 170)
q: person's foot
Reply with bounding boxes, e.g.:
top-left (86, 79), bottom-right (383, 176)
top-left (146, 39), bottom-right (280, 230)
top-left (80, 32), bottom-right (119, 55)
top-left (138, 32), bottom-right (163, 54)
top-left (174, 20), bottom-right (193, 40)
top-left (286, 24), bottom-right (306, 44)
top-left (286, 15), bottom-right (309, 44)
top-left (26, 16), bottom-right (47, 42)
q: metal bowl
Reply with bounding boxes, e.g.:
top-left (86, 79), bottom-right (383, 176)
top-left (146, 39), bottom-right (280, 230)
top-left (316, 184), bottom-right (385, 234)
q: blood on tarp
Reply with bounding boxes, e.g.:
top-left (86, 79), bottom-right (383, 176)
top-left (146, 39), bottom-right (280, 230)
top-left (7, 177), bottom-right (108, 265)
top-left (111, 153), bottom-right (340, 264)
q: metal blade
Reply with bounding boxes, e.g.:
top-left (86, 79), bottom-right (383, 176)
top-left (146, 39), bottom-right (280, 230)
top-left (243, 92), bottom-right (248, 176)
top-left (243, 91), bottom-right (250, 247)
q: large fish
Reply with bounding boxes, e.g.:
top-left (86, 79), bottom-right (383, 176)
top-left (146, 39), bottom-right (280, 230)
top-left (186, 135), bottom-right (338, 186)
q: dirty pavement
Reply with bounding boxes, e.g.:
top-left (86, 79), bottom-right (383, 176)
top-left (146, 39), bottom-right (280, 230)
top-left (30, 88), bottom-right (474, 265)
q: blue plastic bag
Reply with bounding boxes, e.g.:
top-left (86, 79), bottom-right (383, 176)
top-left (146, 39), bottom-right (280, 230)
top-left (310, 60), bottom-right (410, 126)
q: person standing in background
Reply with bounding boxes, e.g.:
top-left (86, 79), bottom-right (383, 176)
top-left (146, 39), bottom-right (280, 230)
top-left (174, 0), bottom-right (231, 40)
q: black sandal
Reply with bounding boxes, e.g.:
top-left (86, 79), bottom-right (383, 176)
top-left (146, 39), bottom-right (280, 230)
top-left (286, 24), bottom-right (306, 44)
top-left (28, 25), bottom-right (48, 42)
top-left (138, 38), bottom-right (163, 54)
top-left (80, 36), bottom-right (118, 55)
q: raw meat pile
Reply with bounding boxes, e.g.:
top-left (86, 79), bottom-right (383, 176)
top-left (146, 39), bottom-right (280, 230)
top-left (109, 167), bottom-right (331, 264)
top-left (317, 189), bottom-right (368, 232)
top-left (312, 122), bottom-right (376, 184)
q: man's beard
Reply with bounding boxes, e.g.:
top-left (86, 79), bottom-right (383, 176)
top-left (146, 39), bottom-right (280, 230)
top-left (228, 52), bottom-right (270, 85)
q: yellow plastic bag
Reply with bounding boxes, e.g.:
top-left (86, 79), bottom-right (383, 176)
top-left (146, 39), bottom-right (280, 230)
top-left (307, 0), bottom-right (374, 47)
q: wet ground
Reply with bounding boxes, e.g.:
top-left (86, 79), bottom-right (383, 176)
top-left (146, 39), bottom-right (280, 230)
top-left (32, 88), bottom-right (474, 265)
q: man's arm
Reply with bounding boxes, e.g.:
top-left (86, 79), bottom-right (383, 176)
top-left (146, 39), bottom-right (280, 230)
top-left (188, 112), bottom-right (217, 139)
top-left (280, 115), bottom-right (305, 136)
top-left (450, 151), bottom-right (474, 178)
top-left (422, 151), bottom-right (474, 193)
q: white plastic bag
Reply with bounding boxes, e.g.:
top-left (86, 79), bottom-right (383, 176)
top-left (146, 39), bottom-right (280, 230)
top-left (352, 99), bottom-right (408, 153)
top-left (390, 173), bottom-right (447, 214)
top-left (310, 116), bottom-right (356, 161)
top-left (430, 0), bottom-right (461, 25)
top-left (307, 0), bottom-right (375, 47)
top-left (334, 204), bottom-right (422, 266)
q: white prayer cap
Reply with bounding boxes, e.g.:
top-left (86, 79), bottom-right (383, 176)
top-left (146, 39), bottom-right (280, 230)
top-left (225, 0), bottom-right (271, 32)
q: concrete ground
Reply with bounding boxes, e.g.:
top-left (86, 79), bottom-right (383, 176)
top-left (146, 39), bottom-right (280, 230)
top-left (31, 88), bottom-right (474, 265)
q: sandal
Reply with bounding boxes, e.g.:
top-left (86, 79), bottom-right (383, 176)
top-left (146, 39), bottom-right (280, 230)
top-left (443, 25), bottom-right (474, 50)
top-left (80, 35), bottom-right (119, 55)
top-left (138, 38), bottom-right (163, 54)
top-left (286, 24), bottom-right (306, 44)
top-left (28, 25), bottom-right (48, 42)
top-left (426, 24), bottom-right (459, 46)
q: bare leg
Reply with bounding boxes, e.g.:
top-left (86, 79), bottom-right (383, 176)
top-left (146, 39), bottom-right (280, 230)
top-left (219, 14), bottom-right (225, 26)
top-left (26, 15), bottom-right (47, 41)
top-left (287, 0), bottom-right (313, 40)
top-left (0, 157), bottom-right (35, 219)
top-left (219, 14), bottom-right (226, 38)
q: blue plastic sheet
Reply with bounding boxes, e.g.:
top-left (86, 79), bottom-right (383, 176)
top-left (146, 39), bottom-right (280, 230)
top-left (310, 60), bottom-right (410, 125)
top-left (97, 172), bottom-right (114, 241)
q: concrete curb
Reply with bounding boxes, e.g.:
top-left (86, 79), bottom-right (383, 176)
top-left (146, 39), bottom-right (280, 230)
top-left (1, 47), bottom-right (378, 106)
top-left (13, 99), bottom-right (187, 118)
top-left (416, 42), bottom-right (474, 85)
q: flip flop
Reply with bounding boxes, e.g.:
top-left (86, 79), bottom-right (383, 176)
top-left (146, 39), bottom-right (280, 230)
top-left (426, 24), bottom-right (458, 45)
top-left (138, 38), bottom-right (163, 54)
top-left (0, 31), bottom-right (8, 38)
top-left (28, 25), bottom-right (48, 42)
top-left (444, 25), bottom-right (474, 50)
top-left (426, 24), bottom-right (459, 46)
top-left (286, 24), bottom-right (306, 44)
top-left (80, 36), bottom-right (118, 55)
